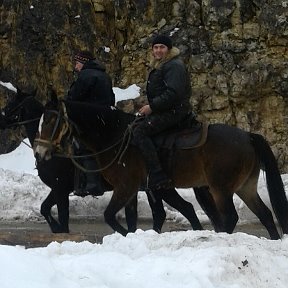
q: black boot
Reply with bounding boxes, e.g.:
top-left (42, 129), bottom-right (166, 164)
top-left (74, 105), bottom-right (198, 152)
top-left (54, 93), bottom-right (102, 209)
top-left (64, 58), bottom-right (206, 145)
top-left (148, 169), bottom-right (173, 191)
top-left (74, 159), bottom-right (110, 197)
top-left (85, 159), bottom-right (111, 196)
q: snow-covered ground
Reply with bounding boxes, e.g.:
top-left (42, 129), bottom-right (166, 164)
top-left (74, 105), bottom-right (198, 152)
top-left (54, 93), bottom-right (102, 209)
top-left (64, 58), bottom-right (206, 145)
top-left (0, 81), bottom-right (288, 287)
top-left (0, 133), bottom-right (287, 288)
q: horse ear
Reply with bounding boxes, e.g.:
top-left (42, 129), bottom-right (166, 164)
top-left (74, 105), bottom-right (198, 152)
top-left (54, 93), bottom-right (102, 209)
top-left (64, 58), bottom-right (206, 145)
top-left (16, 86), bottom-right (36, 99)
top-left (31, 88), bottom-right (37, 97)
top-left (15, 86), bottom-right (27, 101)
top-left (16, 86), bottom-right (22, 96)
top-left (49, 88), bottom-right (58, 104)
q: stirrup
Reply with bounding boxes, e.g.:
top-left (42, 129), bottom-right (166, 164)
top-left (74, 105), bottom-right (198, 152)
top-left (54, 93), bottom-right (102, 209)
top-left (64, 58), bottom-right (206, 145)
top-left (147, 171), bottom-right (173, 191)
top-left (149, 178), bottom-right (173, 191)
top-left (74, 189), bottom-right (90, 198)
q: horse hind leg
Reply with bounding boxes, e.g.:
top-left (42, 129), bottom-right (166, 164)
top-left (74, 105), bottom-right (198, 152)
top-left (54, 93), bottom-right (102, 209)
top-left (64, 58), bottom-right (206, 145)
top-left (237, 181), bottom-right (280, 240)
top-left (211, 191), bottom-right (239, 234)
top-left (194, 186), bottom-right (222, 231)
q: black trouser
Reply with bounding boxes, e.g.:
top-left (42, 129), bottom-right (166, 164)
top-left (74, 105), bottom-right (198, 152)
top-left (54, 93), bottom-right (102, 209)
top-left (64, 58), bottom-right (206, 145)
top-left (132, 111), bottom-right (187, 173)
top-left (73, 145), bottom-right (103, 190)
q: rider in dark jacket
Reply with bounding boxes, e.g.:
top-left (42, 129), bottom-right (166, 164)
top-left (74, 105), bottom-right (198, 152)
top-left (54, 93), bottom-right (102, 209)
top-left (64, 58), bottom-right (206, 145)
top-left (67, 51), bottom-right (115, 106)
top-left (67, 50), bottom-right (115, 196)
top-left (133, 35), bottom-right (192, 191)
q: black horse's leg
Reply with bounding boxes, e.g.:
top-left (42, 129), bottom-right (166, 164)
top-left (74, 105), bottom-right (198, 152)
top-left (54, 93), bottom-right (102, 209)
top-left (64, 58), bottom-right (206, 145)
top-left (159, 188), bottom-right (203, 230)
top-left (146, 190), bottom-right (166, 233)
top-left (194, 186), bottom-right (222, 231)
top-left (104, 188), bottom-right (140, 236)
top-left (125, 193), bottom-right (138, 233)
top-left (40, 191), bottom-right (63, 233)
top-left (54, 187), bottom-right (70, 233)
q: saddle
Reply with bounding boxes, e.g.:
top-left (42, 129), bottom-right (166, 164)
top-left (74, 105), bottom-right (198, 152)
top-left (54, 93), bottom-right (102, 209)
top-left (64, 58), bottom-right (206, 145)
top-left (152, 118), bottom-right (209, 151)
top-left (151, 117), bottom-right (209, 175)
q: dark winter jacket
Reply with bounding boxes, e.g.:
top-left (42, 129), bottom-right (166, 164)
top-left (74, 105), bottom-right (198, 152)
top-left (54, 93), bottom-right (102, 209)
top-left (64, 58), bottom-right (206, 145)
top-left (147, 47), bottom-right (192, 114)
top-left (67, 60), bottom-right (115, 106)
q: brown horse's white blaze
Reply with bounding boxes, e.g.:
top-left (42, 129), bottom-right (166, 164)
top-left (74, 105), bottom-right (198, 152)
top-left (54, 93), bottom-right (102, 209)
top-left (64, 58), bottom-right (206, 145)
top-left (34, 113), bottom-right (55, 161)
top-left (34, 114), bottom-right (50, 160)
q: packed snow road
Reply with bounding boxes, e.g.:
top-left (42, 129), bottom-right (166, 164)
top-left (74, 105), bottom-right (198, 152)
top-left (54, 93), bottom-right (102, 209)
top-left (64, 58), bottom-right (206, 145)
top-left (0, 220), bottom-right (271, 248)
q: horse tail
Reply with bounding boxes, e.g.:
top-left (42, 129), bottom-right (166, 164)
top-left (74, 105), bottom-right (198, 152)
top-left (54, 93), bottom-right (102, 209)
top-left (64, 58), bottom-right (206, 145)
top-left (250, 133), bottom-right (288, 235)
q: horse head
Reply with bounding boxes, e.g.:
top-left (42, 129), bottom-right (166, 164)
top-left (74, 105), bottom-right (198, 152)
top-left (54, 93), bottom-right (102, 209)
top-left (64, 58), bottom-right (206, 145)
top-left (34, 94), bottom-right (71, 162)
top-left (0, 88), bottom-right (38, 129)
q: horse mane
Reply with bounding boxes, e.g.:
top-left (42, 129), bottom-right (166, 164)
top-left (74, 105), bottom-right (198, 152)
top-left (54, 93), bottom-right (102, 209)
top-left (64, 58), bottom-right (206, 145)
top-left (27, 97), bottom-right (44, 116)
top-left (63, 100), bottom-right (135, 148)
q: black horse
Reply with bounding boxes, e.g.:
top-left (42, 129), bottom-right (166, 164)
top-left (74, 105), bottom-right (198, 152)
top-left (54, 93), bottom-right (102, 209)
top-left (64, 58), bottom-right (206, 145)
top-left (35, 97), bottom-right (288, 239)
top-left (0, 89), bottom-right (219, 234)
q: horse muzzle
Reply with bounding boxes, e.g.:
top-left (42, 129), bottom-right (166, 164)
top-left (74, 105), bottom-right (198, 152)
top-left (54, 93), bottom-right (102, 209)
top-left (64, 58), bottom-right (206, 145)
top-left (34, 145), bottom-right (52, 162)
top-left (33, 138), bottom-right (55, 161)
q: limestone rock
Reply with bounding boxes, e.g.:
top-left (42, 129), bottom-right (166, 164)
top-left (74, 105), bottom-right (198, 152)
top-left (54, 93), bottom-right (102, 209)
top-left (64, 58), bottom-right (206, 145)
top-left (0, 0), bottom-right (287, 171)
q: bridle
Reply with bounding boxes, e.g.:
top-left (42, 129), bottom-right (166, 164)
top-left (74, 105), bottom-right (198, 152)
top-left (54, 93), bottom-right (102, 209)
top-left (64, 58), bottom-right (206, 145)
top-left (34, 101), bottom-right (138, 173)
top-left (1, 96), bottom-right (40, 128)
top-left (34, 102), bottom-right (71, 152)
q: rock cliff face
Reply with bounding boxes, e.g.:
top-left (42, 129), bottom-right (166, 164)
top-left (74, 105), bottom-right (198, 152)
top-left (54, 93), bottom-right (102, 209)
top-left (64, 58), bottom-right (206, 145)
top-left (0, 0), bottom-right (287, 171)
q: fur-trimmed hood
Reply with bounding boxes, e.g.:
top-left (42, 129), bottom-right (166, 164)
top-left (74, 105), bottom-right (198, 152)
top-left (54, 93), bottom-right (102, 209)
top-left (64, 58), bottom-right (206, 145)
top-left (150, 47), bottom-right (180, 70)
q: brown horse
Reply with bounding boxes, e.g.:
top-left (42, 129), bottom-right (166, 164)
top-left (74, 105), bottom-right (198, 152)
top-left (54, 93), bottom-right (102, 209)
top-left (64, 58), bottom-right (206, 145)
top-left (0, 89), bottom-right (220, 234)
top-left (34, 97), bottom-right (288, 239)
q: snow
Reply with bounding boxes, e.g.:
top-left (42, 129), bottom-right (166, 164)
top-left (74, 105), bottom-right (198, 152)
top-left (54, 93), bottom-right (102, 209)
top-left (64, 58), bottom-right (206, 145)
top-left (0, 80), bottom-right (17, 92)
top-left (0, 140), bottom-right (287, 288)
top-left (113, 84), bottom-right (140, 102)
top-left (0, 81), bottom-right (288, 287)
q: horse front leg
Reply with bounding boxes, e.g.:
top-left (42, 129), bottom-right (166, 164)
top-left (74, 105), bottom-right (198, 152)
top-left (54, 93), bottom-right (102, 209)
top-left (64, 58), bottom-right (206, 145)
top-left (194, 186), bottom-right (222, 231)
top-left (40, 191), bottom-right (63, 233)
top-left (104, 188), bottom-right (138, 236)
top-left (54, 187), bottom-right (70, 233)
top-left (146, 190), bottom-right (166, 233)
top-left (125, 193), bottom-right (138, 233)
top-left (212, 191), bottom-right (239, 234)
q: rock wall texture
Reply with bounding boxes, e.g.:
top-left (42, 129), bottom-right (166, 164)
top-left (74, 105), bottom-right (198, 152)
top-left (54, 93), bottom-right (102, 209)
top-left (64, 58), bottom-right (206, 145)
top-left (0, 0), bottom-right (287, 171)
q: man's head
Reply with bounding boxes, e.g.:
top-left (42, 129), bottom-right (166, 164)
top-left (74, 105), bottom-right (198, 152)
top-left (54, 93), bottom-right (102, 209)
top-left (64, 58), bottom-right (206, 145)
top-left (74, 50), bottom-right (94, 72)
top-left (151, 34), bottom-right (173, 60)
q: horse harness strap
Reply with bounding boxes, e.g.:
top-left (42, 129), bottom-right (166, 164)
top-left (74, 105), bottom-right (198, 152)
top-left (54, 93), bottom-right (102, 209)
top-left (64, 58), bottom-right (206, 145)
top-left (6, 117), bottom-right (40, 128)
top-left (34, 103), bottom-right (71, 151)
top-left (60, 104), bottom-right (136, 173)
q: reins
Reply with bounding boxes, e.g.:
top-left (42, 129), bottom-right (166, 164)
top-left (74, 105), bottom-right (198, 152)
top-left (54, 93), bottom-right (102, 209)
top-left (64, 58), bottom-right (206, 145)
top-left (5, 95), bottom-right (34, 115)
top-left (37, 101), bottom-right (141, 173)
top-left (3, 95), bottom-right (41, 128)
top-left (65, 119), bottom-right (138, 173)
top-left (72, 116), bottom-right (142, 173)
top-left (5, 117), bottom-right (40, 128)
top-left (34, 104), bottom-right (71, 151)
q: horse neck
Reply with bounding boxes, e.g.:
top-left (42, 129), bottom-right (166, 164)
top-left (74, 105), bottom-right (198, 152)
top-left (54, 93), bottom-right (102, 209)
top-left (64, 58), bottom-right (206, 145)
top-left (66, 102), bottom-right (130, 147)
top-left (22, 100), bottom-right (43, 146)
top-left (25, 121), bottom-right (39, 146)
